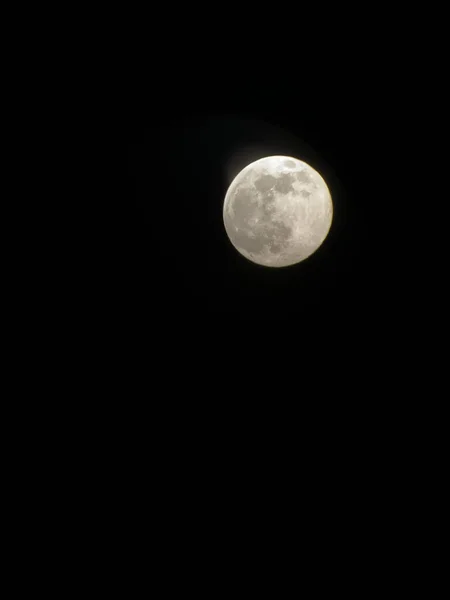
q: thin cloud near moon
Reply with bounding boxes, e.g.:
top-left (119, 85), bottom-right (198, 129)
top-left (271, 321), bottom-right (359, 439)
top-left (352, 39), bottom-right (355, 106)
top-left (223, 155), bottom-right (333, 267)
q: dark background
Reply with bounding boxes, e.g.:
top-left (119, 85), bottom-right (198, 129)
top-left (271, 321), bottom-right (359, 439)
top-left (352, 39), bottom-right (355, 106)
top-left (129, 94), bottom-right (403, 344)
top-left (124, 83), bottom-right (443, 504)
top-left (125, 16), bottom-right (444, 383)
top-left (108, 14), bottom-right (444, 560)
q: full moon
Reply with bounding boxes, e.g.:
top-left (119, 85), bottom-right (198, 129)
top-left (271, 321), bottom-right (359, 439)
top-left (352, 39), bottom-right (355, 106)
top-left (223, 155), bottom-right (333, 267)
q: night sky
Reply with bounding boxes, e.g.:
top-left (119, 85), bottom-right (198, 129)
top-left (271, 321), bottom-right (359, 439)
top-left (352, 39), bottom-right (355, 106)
top-left (130, 102), bottom-right (384, 336)
top-left (121, 14), bottom-right (446, 479)
top-left (126, 38), bottom-right (438, 378)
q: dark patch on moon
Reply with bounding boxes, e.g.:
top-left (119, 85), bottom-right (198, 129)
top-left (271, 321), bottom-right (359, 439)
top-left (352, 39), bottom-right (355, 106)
top-left (301, 189), bottom-right (311, 198)
top-left (232, 228), bottom-right (268, 255)
top-left (231, 186), bottom-right (259, 226)
top-left (254, 174), bottom-right (277, 193)
top-left (284, 159), bottom-right (296, 168)
top-left (274, 173), bottom-right (295, 194)
top-left (296, 171), bottom-right (310, 183)
top-left (261, 191), bottom-right (276, 215)
top-left (270, 220), bottom-right (291, 241)
top-left (228, 213), bottom-right (292, 257)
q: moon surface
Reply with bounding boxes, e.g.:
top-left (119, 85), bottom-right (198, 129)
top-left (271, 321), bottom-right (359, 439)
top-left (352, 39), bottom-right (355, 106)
top-left (223, 156), bottom-right (333, 267)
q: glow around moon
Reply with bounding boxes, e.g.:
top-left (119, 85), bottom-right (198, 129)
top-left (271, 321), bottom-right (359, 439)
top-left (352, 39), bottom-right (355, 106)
top-left (223, 156), bottom-right (333, 267)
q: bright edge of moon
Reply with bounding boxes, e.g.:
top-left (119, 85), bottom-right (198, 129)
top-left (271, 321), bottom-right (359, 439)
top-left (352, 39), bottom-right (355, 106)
top-left (223, 155), bottom-right (333, 267)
